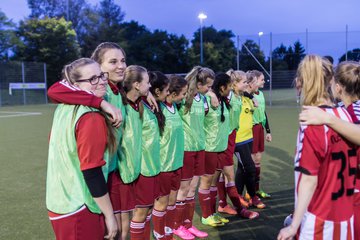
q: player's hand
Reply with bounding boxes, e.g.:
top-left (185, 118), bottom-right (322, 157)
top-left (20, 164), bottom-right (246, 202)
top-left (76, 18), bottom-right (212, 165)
top-left (104, 214), bottom-right (119, 240)
top-left (277, 225), bottom-right (296, 240)
top-left (147, 92), bottom-right (159, 112)
top-left (252, 98), bottom-right (259, 107)
top-left (206, 90), bottom-right (219, 108)
top-left (100, 100), bottom-right (122, 128)
top-left (299, 106), bottom-right (329, 125)
top-left (265, 133), bottom-right (272, 142)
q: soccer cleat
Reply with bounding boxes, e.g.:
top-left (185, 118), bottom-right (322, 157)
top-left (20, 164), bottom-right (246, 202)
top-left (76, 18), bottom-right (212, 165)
top-left (239, 195), bottom-right (250, 208)
top-left (201, 215), bottom-right (224, 227)
top-left (239, 208), bottom-right (259, 219)
top-left (187, 226), bottom-right (208, 238)
top-left (213, 213), bottom-right (229, 223)
top-left (173, 226), bottom-right (195, 240)
top-left (251, 196), bottom-right (266, 209)
top-left (218, 204), bottom-right (237, 215)
top-left (256, 190), bottom-right (271, 199)
top-left (244, 192), bottom-right (251, 201)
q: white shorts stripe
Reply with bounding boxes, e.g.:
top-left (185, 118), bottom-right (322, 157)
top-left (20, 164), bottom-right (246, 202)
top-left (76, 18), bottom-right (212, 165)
top-left (299, 211), bottom-right (354, 240)
top-left (323, 220), bottom-right (334, 239)
top-left (48, 205), bottom-right (87, 221)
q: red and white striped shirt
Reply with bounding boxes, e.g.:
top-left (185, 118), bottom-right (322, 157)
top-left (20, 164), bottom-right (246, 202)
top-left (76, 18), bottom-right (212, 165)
top-left (346, 100), bottom-right (360, 192)
top-left (294, 106), bottom-right (357, 239)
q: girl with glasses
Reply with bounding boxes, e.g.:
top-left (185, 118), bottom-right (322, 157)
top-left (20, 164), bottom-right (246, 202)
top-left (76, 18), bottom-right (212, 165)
top-left (46, 58), bottom-right (118, 240)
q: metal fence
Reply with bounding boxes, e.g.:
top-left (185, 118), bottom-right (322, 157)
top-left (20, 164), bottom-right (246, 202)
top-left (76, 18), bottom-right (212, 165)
top-left (0, 61), bottom-right (47, 106)
top-left (234, 28), bottom-right (360, 105)
top-left (237, 29), bottom-right (360, 62)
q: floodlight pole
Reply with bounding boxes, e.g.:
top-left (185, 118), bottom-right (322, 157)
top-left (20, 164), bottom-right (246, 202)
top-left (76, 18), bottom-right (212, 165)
top-left (269, 32), bottom-right (273, 106)
top-left (258, 31), bottom-right (263, 49)
top-left (236, 35), bottom-right (240, 70)
top-left (346, 24), bottom-right (348, 61)
top-left (66, 0), bottom-right (69, 21)
top-left (198, 13), bottom-right (207, 64)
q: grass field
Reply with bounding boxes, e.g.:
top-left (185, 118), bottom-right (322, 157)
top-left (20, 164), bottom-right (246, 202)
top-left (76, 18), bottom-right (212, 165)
top-left (0, 88), bottom-right (301, 239)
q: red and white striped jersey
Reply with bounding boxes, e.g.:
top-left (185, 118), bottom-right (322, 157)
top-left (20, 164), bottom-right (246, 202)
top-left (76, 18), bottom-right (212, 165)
top-left (346, 100), bottom-right (360, 124)
top-left (297, 211), bottom-right (354, 240)
top-left (346, 100), bottom-right (360, 192)
top-left (294, 106), bottom-right (357, 238)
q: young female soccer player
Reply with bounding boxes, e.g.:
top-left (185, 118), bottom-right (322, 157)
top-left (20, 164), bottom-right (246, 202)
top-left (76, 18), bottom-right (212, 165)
top-left (299, 60), bottom-right (360, 240)
top-left (120, 65), bottom-right (153, 240)
top-left (135, 71), bottom-right (169, 240)
top-left (251, 70), bottom-right (272, 198)
top-left (48, 43), bottom-right (131, 240)
top-left (151, 74), bottom-right (187, 240)
top-left (47, 43), bottom-right (157, 240)
top-left (215, 70), bottom-right (260, 218)
top-left (207, 72), bottom-right (260, 221)
top-left (173, 66), bottom-right (217, 239)
top-left (278, 55), bottom-right (357, 240)
top-left (333, 61), bottom-right (360, 240)
top-left (202, 73), bottom-right (232, 225)
top-left (234, 71), bottom-right (266, 209)
top-left (46, 58), bottom-right (118, 240)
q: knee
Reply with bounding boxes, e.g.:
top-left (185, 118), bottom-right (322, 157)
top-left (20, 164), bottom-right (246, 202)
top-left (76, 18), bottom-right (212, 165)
top-left (199, 175), bottom-right (212, 189)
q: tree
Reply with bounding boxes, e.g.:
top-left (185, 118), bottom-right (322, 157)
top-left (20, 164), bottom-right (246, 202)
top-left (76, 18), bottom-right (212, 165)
top-left (238, 39), bottom-right (266, 71)
top-left (79, 0), bottom-right (126, 57)
top-left (27, 0), bottom-right (90, 33)
top-left (0, 10), bottom-right (18, 60)
top-left (188, 26), bottom-right (236, 71)
top-left (271, 43), bottom-right (289, 70)
top-left (120, 21), bottom-right (189, 73)
top-left (292, 41), bottom-right (305, 68)
top-left (284, 40), bottom-right (305, 70)
top-left (14, 17), bottom-right (81, 86)
top-left (141, 30), bottom-right (189, 73)
top-left (339, 48), bottom-right (360, 62)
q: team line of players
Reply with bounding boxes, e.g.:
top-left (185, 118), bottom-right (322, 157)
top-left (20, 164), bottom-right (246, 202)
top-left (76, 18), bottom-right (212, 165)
top-left (46, 41), bottom-right (360, 240)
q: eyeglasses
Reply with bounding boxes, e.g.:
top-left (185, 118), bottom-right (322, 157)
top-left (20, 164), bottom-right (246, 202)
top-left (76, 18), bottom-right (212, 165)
top-left (76, 72), bottom-right (109, 85)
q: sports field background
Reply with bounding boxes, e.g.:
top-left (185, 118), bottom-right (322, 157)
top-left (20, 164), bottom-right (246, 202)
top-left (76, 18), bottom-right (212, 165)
top-left (0, 89), bottom-right (300, 239)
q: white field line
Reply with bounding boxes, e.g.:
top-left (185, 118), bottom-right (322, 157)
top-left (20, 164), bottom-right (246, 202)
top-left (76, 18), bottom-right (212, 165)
top-left (0, 111), bottom-right (42, 118)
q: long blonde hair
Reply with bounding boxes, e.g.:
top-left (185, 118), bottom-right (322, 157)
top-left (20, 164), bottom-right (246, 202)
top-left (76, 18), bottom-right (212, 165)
top-left (61, 58), bottom-right (117, 154)
top-left (226, 69), bottom-right (247, 83)
top-left (184, 66), bottom-right (215, 113)
top-left (296, 55), bottom-right (333, 106)
top-left (226, 69), bottom-right (246, 95)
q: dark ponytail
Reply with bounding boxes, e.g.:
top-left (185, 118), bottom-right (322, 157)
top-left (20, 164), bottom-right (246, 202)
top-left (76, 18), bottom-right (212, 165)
top-left (148, 71), bottom-right (170, 135)
top-left (212, 73), bottom-right (231, 122)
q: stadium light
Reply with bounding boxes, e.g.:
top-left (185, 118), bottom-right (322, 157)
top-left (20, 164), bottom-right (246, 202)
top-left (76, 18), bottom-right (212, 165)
top-left (258, 31), bottom-right (264, 49)
top-left (198, 13), bottom-right (207, 64)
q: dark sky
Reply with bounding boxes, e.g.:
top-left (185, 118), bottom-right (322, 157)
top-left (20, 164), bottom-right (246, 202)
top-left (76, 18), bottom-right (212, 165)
top-left (1, 0), bottom-right (360, 60)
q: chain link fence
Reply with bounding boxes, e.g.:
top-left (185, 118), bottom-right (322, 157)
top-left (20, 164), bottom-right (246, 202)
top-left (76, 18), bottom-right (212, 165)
top-left (0, 61), bottom-right (47, 106)
top-left (234, 29), bottom-right (360, 105)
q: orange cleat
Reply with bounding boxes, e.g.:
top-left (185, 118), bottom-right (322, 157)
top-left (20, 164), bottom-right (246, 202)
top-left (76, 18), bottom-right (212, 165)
top-left (217, 205), bottom-right (237, 215)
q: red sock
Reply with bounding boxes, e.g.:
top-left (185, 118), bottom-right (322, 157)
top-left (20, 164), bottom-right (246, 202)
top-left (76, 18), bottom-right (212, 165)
top-left (130, 220), bottom-right (145, 240)
top-left (173, 201), bottom-right (185, 230)
top-left (210, 186), bottom-right (218, 214)
top-left (198, 188), bottom-right (211, 218)
top-left (226, 182), bottom-right (243, 211)
top-left (144, 213), bottom-right (152, 240)
top-left (217, 177), bottom-right (227, 208)
top-left (165, 205), bottom-right (176, 239)
top-left (183, 196), bottom-right (195, 228)
top-left (255, 163), bottom-right (261, 191)
top-left (152, 209), bottom-right (166, 239)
